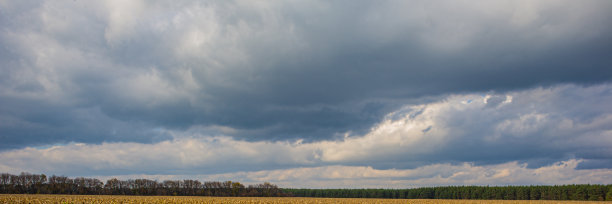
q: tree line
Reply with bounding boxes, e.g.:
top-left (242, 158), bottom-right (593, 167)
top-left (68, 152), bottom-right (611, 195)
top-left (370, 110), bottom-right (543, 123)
top-left (2, 172), bottom-right (611, 200)
top-left (284, 185), bottom-right (612, 201)
top-left (0, 172), bottom-right (286, 197)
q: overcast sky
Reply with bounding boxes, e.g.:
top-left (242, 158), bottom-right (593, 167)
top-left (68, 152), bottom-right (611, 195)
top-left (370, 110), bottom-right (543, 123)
top-left (1, 0), bottom-right (611, 188)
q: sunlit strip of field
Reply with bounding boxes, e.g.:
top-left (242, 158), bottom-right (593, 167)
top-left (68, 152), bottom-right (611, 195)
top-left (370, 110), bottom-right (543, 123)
top-left (0, 194), bottom-right (609, 204)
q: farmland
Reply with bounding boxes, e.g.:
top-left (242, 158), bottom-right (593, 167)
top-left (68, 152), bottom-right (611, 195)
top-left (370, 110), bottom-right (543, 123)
top-left (1, 194), bottom-right (611, 204)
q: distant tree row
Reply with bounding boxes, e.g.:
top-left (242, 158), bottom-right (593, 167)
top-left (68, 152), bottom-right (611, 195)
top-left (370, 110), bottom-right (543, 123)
top-left (3, 172), bottom-right (611, 200)
top-left (0, 172), bottom-right (286, 197)
top-left (284, 185), bottom-right (612, 201)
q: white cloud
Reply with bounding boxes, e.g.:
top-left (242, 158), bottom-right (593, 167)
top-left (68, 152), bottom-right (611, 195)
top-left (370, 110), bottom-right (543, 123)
top-left (89, 159), bottom-right (612, 188)
top-left (103, 0), bottom-right (146, 45)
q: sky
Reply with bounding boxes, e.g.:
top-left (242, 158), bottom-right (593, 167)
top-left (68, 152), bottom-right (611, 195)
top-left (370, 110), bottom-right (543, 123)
top-left (1, 0), bottom-right (611, 188)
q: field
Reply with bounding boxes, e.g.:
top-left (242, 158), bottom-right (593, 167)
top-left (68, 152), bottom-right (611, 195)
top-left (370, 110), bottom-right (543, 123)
top-left (1, 195), bottom-right (611, 204)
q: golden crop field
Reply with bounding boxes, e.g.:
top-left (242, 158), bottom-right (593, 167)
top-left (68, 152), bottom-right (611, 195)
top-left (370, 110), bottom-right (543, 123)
top-left (0, 194), bottom-right (610, 204)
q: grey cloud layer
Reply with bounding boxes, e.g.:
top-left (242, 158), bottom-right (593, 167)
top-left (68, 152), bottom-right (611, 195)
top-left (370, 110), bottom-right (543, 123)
top-left (1, 0), bottom-right (612, 149)
top-left (1, 84), bottom-right (611, 177)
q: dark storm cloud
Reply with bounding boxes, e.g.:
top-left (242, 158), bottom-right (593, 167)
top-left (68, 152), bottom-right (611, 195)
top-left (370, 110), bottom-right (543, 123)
top-left (1, 0), bottom-right (612, 150)
top-left (0, 97), bottom-right (171, 149)
top-left (1, 84), bottom-right (611, 177)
